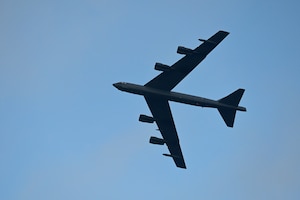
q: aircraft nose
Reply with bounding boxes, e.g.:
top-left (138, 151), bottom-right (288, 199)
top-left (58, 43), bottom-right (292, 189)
top-left (113, 82), bottom-right (121, 89)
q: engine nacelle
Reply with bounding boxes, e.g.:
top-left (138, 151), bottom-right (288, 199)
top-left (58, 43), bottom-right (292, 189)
top-left (154, 63), bottom-right (171, 72)
top-left (139, 114), bottom-right (155, 123)
top-left (149, 136), bottom-right (165, 145)
top-left (177, 46), bottom-right (194, 55)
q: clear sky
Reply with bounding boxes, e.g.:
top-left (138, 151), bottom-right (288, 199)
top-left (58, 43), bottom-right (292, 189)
top-left (1, 0), bottom-right (300, 199)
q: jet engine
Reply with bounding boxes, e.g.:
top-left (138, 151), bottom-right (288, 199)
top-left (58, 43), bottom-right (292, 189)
top-left (139, 114), bottom-right (155, 123)
top-left (149, 136), bottom-right (165, 145)
top-left (154, 63), bottom-right (171, 72)
top-left (177, 46), bottom-right (194, 55)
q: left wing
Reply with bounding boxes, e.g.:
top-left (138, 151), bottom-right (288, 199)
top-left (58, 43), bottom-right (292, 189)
top-left (145, 30), bottom-right (229, 91)
top-left (144, 96), bottom-right (186, 169)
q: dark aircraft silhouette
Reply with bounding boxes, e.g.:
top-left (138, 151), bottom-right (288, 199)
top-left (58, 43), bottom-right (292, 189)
top-left (113, 30), bottom-right (246, 169)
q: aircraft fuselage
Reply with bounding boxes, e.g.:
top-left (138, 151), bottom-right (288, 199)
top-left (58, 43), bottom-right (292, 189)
top-left (113, 82), bottom-right (246, 111)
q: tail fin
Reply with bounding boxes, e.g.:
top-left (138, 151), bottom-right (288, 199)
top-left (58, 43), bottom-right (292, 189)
top-left (218, 89), bottom-right (245, 127)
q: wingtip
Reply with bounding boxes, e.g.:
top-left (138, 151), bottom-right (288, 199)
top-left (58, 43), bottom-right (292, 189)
top-left (219, 30), bottom-right (230, 35)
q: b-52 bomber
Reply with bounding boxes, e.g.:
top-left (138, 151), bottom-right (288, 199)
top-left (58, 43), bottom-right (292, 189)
top-left (113, 30), bottom-right (246, 169)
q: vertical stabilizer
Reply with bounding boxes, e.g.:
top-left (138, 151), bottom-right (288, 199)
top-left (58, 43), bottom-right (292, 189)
top-left (218, 89), bottom-right (245, 127)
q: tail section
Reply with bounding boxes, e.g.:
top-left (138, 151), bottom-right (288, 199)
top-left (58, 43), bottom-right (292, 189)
top-left (218, 89), bottom-right (245, 127)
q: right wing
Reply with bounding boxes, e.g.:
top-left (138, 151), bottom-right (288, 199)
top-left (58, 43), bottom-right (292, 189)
top-left (144, 96), bottom-right (186, 169)
top-left (145, 30), bottom-right (229, 91)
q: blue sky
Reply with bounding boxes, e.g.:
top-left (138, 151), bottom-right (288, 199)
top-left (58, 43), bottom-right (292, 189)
top-left (1, 0), bottom-right (300, 199)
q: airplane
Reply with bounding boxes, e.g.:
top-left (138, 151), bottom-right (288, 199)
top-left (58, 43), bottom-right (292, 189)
top-left (113, 30), bottom-right (246, 169)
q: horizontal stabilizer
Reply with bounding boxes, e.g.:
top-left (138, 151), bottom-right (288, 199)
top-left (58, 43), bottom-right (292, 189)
top-left (218, 89), bottom-right (245, 127)
top-left (218, 108), bottom-right (236, 127)
top-left (218, 89), bottom-right (245, 106)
